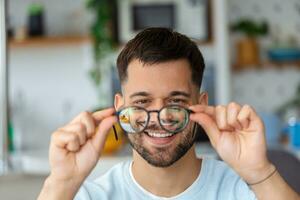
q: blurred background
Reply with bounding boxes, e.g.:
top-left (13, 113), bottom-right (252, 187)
top-left (0, 0), bottom-right (300, 199)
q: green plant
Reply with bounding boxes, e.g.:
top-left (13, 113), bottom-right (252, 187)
top-left (28, 3), bottom-right (44, 16)
top-left (86, 0), bottom-right (116, 86)
top-left (230, 19), bottom-right (269, 37)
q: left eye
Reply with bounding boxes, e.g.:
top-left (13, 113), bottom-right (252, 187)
top-left (169, 99), bottom-right (186, 104)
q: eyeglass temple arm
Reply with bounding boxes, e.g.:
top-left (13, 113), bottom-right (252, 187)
top-left (112, 125), bottom-right (118, 141)
top-left (113, 111), bottom-right (120, 141)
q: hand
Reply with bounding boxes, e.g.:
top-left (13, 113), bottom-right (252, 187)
top-left (189, 102), bottom-right (274, 183)
top-left (48, 107), bottom-right (117, 184)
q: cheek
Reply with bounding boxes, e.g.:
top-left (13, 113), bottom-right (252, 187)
top-left (128, 133), bottom-right (143, 143)
top-left (181, 122), bottom-right (196, 138)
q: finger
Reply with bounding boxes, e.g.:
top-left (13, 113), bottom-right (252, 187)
top-left (91, 115), bottom-right (118, 153)
top-left (237, 104), bottom-right (253, 129)
top-left (227, 102), bottom-right (242, 130)
top-left (81, 114), bottom-right (95, 137)
top-left (92, 107), bottom-right (116, 123)
top-left (70, 111), bottom-right (95, 137)
top-left (52, 130), bottom-right (81, 152)
top-left (60, 123), bottom-right (87, 145)
top-left (215, 105), bottom-right (229, 130)
top-left (190, 112), bottom-right (220, 147)
top-left (189, 105), bottom-right (216, 119)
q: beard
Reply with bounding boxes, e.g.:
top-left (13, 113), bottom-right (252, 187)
top-left (126, 123), bottom-right (197, 168)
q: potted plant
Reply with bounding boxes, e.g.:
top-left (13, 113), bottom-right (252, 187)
top-left (86, 0), bottom-right (124, 154)
top-left (86, 0), bottom-right (117, 103)
top-left (27, 2), bottom-right (45, 37)
top-left (231, 19), bottom-right (268, 68)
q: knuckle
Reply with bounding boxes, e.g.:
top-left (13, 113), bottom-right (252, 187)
top-left (69, 133), bottom-right (78, 141)
top-left (216, 105), bottom-right (225, 111)
top-left (228, 102), bottom-right (235, 106)
top-left (228, 102), bottom-right (239, 108)
top-left (227, 118), bottom-right (235, 125)
top-left (237, 114), bottom-right (245, 121)
top-left (219, 124), bottom-right (226, 129)
top-left (51, 131), bottom-right (59, 141)
top-left (243, 104), bottom-right (252, 110)
top-left (77, 123), bottom-right (86, 132)
top-left (81, 111), bottom-right (91, 118)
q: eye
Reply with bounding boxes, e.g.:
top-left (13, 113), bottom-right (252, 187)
top-left (133, 99), bottom-right (151, 105)
top-left (168, 98), bottom-right (187, 104)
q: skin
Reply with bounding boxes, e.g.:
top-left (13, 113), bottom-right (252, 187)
top-left (38, 58), bottom-right (300, 200)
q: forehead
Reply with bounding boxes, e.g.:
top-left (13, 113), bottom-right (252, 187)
top-left (122, 59), bottom-right (194, 97)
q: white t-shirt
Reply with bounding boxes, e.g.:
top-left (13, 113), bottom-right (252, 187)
top-left (74, 158), bottom-right (257, 200)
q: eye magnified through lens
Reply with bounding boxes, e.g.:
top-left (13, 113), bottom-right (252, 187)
top-left (117, 105), bottom-right (192, 134)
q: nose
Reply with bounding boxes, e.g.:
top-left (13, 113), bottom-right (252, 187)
top-left (148, 98), bottom-right (164, 126)
top-left (147, 100), bottom-right (164, 126)
top-left (148, 111), bottom-right (160, 126)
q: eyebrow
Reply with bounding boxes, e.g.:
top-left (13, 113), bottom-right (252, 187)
top-left (129, 91), bottom-right (191, 99)
top-left (129, 91), bottom-right (150, 98)
top-left (169, 91), bottom-right (191, 98)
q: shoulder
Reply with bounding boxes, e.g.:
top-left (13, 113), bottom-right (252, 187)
top-left (74, 161), bottom-right (131, 200)
top-left (202, 158), bottom-right (257, 200)
top-left (94, 160), bottom-right (130, 187)
top-left (201, 158), bottom-right (239, 187)
top-left (203, 158), bottom-right (238, 178)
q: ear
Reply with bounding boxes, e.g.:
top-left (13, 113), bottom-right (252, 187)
top-left (198, 92), bottom-right (208, 105)
top-left (114, 93), bottom-right (124, 111)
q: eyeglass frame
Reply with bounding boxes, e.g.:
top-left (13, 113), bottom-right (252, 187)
top-left (114, 104), bottom-right (194, 136)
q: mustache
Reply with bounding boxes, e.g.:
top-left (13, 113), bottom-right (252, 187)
top-left (143, 123), bottom-right (164, 134)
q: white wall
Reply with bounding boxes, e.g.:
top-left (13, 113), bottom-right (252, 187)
top-left (232, 68), bottom-right (300, 113)
top-left (8, 43), bottom-right (100, 150)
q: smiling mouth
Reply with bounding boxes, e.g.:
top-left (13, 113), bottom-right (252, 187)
top-left (144, 131), bottom-right (175, 138)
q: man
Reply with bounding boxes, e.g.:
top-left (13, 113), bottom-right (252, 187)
top-left (38, 28), bottom-right (300, 200)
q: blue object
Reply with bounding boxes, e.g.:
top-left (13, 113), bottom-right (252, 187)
top-left (288, 121), bottom-right (300, 149)
top-left (259, 112), bottom-right (282, 147)
top-left (268, 48), bottom-right (300, 62)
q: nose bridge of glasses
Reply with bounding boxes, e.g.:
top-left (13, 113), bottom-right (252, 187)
top-left (147, 110), bottom-right (160, 125)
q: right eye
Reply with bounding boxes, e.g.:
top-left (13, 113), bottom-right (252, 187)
top-left (133, 99), bottom-right (151, 105)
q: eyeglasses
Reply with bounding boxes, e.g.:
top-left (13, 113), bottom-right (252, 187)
top-left (115, 105), bottom-right (193, 135)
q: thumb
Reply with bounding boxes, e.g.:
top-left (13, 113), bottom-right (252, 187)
top-left (91, 115), bottom-right (118, 154)
top-left (190, 112), bottom-right (220, 147)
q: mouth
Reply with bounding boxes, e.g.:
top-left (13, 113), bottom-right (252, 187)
top-left (144, 131), bottom-right (174, 138)
top-left (143, 130), bottom-right (177, 146)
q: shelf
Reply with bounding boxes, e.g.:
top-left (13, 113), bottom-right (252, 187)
top-left (9, 35), bottom-right (91, 48)
top-left (232, 60), bottom-right (300, 71)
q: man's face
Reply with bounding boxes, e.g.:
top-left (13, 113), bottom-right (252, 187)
top-left (115, 59), bottom-right (206, 167)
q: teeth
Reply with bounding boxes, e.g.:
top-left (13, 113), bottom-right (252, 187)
top-left (147, 132), bottom-right (173, 138)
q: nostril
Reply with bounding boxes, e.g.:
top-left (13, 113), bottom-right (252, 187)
top-left (148, 111), bottom-right (160, 122)
top-left (148, 120), bottom-right (159, 126)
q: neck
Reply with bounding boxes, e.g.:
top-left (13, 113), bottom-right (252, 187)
top-left (131, 145), bottom-right (202, 197)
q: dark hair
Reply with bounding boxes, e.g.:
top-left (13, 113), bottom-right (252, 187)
top-left (116, 27), bottom-right (205, 89)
